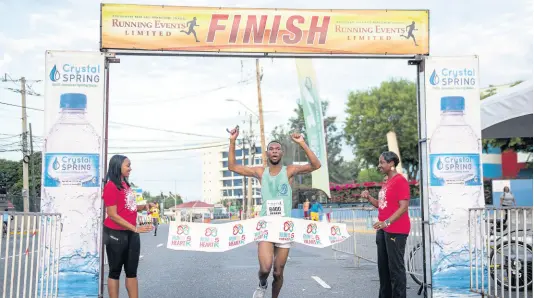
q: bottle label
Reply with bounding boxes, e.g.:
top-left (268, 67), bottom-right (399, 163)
top-left (44, 153), bottom-right (100, 187)
top-left (429, 153), bottom-right (481, 186)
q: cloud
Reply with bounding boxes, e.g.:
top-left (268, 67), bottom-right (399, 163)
top-left (0, 53), bottom-right (13, 70)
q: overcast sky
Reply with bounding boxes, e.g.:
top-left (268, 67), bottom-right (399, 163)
top-left (0, 0), bottom-right (532, 200)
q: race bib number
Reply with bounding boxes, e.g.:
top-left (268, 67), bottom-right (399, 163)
top-left (267, 200), bottom-right (284, 216)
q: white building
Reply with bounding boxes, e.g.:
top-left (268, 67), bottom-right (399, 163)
top-left (202, 144), bottom-right (263, 206)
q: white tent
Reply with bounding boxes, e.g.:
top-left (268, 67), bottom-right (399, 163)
top-left (481, 80), bottom-right (533, 139)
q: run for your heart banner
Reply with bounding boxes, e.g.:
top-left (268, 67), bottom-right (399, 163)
top-left (166, 216), bottom-right (350, 252)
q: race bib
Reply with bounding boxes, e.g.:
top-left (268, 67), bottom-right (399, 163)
top-left (266, 200), bottom-right (284, 216)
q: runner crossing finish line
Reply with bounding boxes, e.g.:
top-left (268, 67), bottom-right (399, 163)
top-left (166, 126), bottom-right (351, 298)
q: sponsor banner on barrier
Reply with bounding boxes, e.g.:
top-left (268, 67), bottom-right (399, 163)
top-left (424, 56), bottom-right (484, 297)
top-left (100, 4), bottom-right (429, 55)
top-left (42, 51), bottom-right (106, 297)
top-left (167, 216), bottom-right (350, 252)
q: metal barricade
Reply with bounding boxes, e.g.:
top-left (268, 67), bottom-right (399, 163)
top-left (330, 207), bottom-right (425, 285)
top-left (468, 207), bottom-right (533, 297)
top-left (0, 212), bottom-right (62, 298)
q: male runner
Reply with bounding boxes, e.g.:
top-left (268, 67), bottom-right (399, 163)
top-left (400, 21), bottom-right (418, 46)
top-left (227, 126), bottom-right (321, 298)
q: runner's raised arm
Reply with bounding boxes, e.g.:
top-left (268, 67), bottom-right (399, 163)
top-left (228, 126), bottom-right (264, 179)
top-left (287, 133), bottom-right (321, 178)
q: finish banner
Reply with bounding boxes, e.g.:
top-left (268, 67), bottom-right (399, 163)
top-left (101, 4), bottom-right (429, 55)
top-left (167, 216), bottom-right (350, 252)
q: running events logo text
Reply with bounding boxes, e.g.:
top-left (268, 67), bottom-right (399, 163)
top-left (254, 220), bottom-right (268, 241)
top-left (200, 227), bottom-right (219, 248)
top-left (429, 68), bottom-right (476, 89)
top-left (49, 63), bottom-right (101, 87)
top-left (229, 224), bottom-right (245, 247)
top-left (279, 221), bottom-right (294, 242)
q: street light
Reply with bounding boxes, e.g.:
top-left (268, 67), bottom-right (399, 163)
top-left (225, 99), bottom-right (259, 119)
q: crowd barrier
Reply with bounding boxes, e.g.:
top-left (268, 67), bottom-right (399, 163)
top-left (1, 212), bottom-right (62, 298)
top-left (468, 207), bottom-right (533, 297)
top-left (329, 207), bottom-right (425, 287)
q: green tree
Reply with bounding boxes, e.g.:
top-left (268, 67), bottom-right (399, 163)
top-left (0, 152), bottom-right (42, 211)
top-left (344, 79), bottom-right (419, 179)
top-left (357, 168), bottom-right (384, 183)
top-left (271, 101), bottom-right (353, 185)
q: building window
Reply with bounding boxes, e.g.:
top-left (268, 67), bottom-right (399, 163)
top-left (235, 149), bottom-right (242, 156)
top-left (223, 171), bottom-right (232, 177)
top-left (234, 189), bottom-right (243, 198)
top-left (256, 147), bottom-right (262, 154)
top-left (234, 179), bottom-right (243, 187)
top-left (223, 180), bottom-right (232, 187)
top-left (222, 161), bottom-right (228, 168)
top-left (222, 152), bottom-right (228, 158)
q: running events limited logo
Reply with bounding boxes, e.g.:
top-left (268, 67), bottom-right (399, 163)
top-left (429, 67), bottom-right (477, 90)
top-left (171, 224), bottom-right (191, 247)
top-left (279, 220), bottom-right (295, 242)
top-left (200, 227), bottom-right (220, 248)
top-left (48, 63), bottom-right (102, 87)
top-left (254, 220), bottom-right (268, 241)
top-left (304, 223), bottom-right (321, 245)
top-left (229, 224), bottom-right (245, 247)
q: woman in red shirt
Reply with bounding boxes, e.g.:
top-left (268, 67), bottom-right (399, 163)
top-left (361, 151), bottom-right (410, 298)
top-left (103, 155), bottom-right (152, 298)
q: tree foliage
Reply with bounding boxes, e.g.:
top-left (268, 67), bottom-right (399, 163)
top-left (271, 101), bottom-right (354, 185)
top-left (344, 79), bottom-right (419, 179)
top-left (0, 152), bottom-right (42, 211)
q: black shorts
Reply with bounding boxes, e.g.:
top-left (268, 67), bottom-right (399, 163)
top-left (104, 226), bottom-right (140, 279)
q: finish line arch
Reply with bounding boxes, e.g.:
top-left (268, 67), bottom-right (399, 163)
top-left (41, 4), bottom-right (486, 298)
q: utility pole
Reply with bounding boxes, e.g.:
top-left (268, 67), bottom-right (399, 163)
top-left (241, 138), bottom-right (246, 220)
top-left (255, 59), bottom-right (267, 167)
top-left (246, 114), bottom-right (254, 218)
top-left (29, 123), bottom-right (37, 212)
top-left (21, 77), bottom-right (30, 213)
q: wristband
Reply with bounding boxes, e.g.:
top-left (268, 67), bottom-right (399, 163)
top-left (384, 219), bottom-right (391, 227)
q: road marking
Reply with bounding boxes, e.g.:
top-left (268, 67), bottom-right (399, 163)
top-left (157, 243), bottom-right (163, 248)
top-left (311, 276), bottom-right (331, 289)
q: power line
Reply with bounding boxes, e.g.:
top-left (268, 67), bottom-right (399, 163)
top-left (0, 101), bottom-right (43, 111)
top-left (112, 77), bottom-right (254, 106)
top-left (110, 122), bottom-right (226, 139)
top-left (110, 143), bottom-right (226, 154)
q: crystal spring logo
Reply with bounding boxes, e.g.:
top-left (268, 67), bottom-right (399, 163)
top-left (429, 70), bottom-right (440, 86)
top-left (330, 226), bottom-right (341, 236)
top-left (306, 223), bottom-right (318, 234)
top-left (49, 65), bottom-right (60, 82)
top-left (177, 225), bottom-right (190, 235)
top-left (232, 224), bottom-right (244, 235)
top-left (283, 221), bottom-right (294, 232)
top-left (48, 63), bottom-right (101, 84)
top-left (256, 220), bottom-right (267, 231)
top-left (429, 67), bottom-right (476, 88)
top-left (205, 227), bottom-right (218, 237)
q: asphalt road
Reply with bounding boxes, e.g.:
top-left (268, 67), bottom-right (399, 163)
top-left (102, 223), bottom-right (424, 298)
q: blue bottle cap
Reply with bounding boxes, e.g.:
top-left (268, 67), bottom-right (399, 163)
top-left (440, 96), bottom-right (465, 111)
top-left (60, 93), bottom-right (87, 109)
